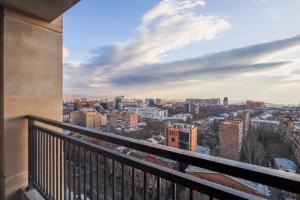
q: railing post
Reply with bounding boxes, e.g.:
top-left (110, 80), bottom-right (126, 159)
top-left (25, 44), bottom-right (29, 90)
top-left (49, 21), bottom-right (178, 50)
top-left (27, 118), bottom-right (34, 190)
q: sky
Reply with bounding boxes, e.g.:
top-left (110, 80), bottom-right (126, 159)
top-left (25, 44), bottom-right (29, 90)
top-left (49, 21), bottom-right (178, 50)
top-left (63, 0), bottom-right (300, 104)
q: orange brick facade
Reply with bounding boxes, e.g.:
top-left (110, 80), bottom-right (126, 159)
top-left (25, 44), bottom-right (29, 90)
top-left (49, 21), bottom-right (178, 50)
top-left (129, 113), bottom-right (138, 127)
top-left (166, 124), bottom-right (197, 152)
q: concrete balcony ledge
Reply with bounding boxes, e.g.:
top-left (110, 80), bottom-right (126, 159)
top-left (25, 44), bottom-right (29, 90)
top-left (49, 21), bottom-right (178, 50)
top-left (21, 188), bottom-right (44, 200)
top-left (0, 0), bottom-right (80, 22)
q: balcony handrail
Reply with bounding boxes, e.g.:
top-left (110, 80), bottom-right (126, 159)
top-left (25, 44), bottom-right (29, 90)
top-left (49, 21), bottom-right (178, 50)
top-left (33, 124), bottom-right (263, 200)
top-left (26, 115), bottom-right (300, 194)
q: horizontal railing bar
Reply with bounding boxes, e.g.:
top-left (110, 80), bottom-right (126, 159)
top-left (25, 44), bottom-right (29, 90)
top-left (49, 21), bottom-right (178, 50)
top-left (26, 115), bottom-right (300, 194)
top-left (33, 125), bottom-right (263, 200)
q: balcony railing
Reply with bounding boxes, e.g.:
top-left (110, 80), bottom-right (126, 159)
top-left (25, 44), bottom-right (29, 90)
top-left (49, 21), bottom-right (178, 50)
top-left (26, 115), bottom-right (300, 200)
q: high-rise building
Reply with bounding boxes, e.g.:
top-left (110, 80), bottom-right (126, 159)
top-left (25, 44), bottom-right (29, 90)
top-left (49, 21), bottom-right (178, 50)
top-left (223, 97), bottom-right (228, 106)
top-left (219, 119), bottom-right (243, 160)
top-left (192, 103), bottom-right (200, 114)
top-left (237, 111), bottom-right (250, 137)
top-left (166, 123), bottom-right (197, 152)
top-left (114, 96), bottom-right (124, 110)
top-left (74, 99), bottom-right (82, 111)
top-left (145, 98), bottom-right (155, 106)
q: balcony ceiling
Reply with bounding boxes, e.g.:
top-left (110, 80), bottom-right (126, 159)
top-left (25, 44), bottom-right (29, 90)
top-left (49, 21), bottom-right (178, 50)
top-left (0, 0), bottom-right (80, 21)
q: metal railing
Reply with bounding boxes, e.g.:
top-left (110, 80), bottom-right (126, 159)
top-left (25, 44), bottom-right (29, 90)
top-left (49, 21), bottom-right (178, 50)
top-left (26, 115), bottom-right (300, 200)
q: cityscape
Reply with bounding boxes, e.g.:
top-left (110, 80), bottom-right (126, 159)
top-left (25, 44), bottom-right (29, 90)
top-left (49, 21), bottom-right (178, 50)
top-left (0, 0), bottom-right (299, 200)
top-left (63, 96), bottom-right (300, 199)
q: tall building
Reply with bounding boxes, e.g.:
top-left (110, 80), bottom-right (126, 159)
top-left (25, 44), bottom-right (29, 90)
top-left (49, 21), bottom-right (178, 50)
top-left (145, 98), bottom-right (155, 106)
top-left (114, 96), bottom-right (124, 110)
top-left (74, 99), bottom-right (82, 111)
top-left (166, 123), bottom-right (197, 152)
top-left (237, 111), bottom-right (250, 137)
top-left (187, 102), bottom-right (193, 113)
top-left (223, 97), bottom-right (228, 106)
top-left (219, 119), bottom-right (243, 160)
top-left (192, 103), bottom-right (200, 114)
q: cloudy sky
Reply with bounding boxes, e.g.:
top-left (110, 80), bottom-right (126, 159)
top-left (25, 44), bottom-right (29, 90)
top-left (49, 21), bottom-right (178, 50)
top-left (63, 0), bottom-right (300, 104)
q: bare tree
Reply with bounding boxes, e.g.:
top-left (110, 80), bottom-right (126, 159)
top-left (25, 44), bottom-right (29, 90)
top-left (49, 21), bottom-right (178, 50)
top-left (241, 134), bottom-right (266, 165)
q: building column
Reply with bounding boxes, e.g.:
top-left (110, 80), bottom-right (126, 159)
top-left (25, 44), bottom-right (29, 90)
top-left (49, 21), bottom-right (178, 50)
top-left (0, 8), bottom-right (63, 200)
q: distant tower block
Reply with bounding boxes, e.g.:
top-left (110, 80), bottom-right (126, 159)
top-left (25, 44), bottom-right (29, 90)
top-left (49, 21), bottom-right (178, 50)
top-left (223, 97), bottom-right (228, 106)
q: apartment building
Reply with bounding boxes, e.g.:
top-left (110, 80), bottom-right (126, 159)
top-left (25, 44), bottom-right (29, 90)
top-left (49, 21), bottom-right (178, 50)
top-left (292, 123), bottom-right (300, 167)
top-left (70, 107), bottom-right (103, 129)
top-left (109, 111), bottom-right (138, 128)
top-left (219, 119), bottom-right (243, 160)
top-left (166, 123), bottom-right (198, 152)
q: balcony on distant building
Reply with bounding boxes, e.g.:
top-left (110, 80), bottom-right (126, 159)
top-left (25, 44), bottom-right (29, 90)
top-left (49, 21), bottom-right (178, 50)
top-left (0, 1), bottom-right (299, 200)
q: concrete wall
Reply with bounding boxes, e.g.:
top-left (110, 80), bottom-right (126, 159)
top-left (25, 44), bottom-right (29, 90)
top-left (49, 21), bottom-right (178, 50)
top-left (0, 8), bottom-right (62, 200)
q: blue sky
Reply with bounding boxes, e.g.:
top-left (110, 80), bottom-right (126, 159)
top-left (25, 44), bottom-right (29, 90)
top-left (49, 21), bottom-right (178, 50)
top-left (63, 0), bottom-right (300, 104)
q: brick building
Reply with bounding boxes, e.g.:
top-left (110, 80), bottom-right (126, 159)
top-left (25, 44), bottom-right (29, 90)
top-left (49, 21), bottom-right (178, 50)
top-left (246, 100), bottom-right (265, 109)
top-left (166, 123), bottom-right (197, 152)
top-left (109, 111), bottom-right (138, 128)
top-left (70, 107), bottom-right (102, 129)
top-left (219, 119), bottom-right (243, 160)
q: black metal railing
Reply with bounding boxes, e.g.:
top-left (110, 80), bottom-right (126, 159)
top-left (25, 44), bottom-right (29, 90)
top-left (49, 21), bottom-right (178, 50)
top-left (27, 115), bottom-right (300, 200)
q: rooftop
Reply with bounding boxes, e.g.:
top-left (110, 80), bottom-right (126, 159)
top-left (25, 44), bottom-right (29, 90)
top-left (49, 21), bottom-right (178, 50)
top-left (185, 165), bottom-right (269, 197)
top-left (274, 158), bottom-right (297, 173)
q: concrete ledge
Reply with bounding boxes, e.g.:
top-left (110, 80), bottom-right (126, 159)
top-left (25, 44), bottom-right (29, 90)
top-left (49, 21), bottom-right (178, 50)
top-left (0, 0), bottom-right (80, 22)
top-left (21, 188), bottom-right (44, 200)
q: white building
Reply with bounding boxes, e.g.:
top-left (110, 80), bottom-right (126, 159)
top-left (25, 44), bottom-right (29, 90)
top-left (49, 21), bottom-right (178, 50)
top-left (124, 106), bottom-right (168, 119)
top-left (170, 113), bottom-right (193, 121)
top-left (251, 119), bottom-right (279, 132)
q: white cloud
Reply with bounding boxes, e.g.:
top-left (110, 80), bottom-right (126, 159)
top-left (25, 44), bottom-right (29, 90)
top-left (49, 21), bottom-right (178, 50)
top-left (63, 46), bottom-right (70, 59)
top-left (63, 0), bottom-right (300, 103)
top-left (65, 0), bottom-right (230, 94)
top-left (85, 0), bottom-right (230, 73)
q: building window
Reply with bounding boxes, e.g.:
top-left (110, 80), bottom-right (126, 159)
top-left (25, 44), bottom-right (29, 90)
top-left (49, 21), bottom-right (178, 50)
top-left (179, 132), bottom-right (189, 142)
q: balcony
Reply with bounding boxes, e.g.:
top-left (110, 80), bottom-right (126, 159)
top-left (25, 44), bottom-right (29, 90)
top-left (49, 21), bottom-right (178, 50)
top-left (0, 1), bottom-right (299, 200)
top-left (26, 115), bottom-right (300, 200)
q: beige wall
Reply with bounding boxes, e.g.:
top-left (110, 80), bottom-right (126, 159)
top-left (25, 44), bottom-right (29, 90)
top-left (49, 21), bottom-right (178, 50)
top-left (0, 8), bottom-right (62, 200)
